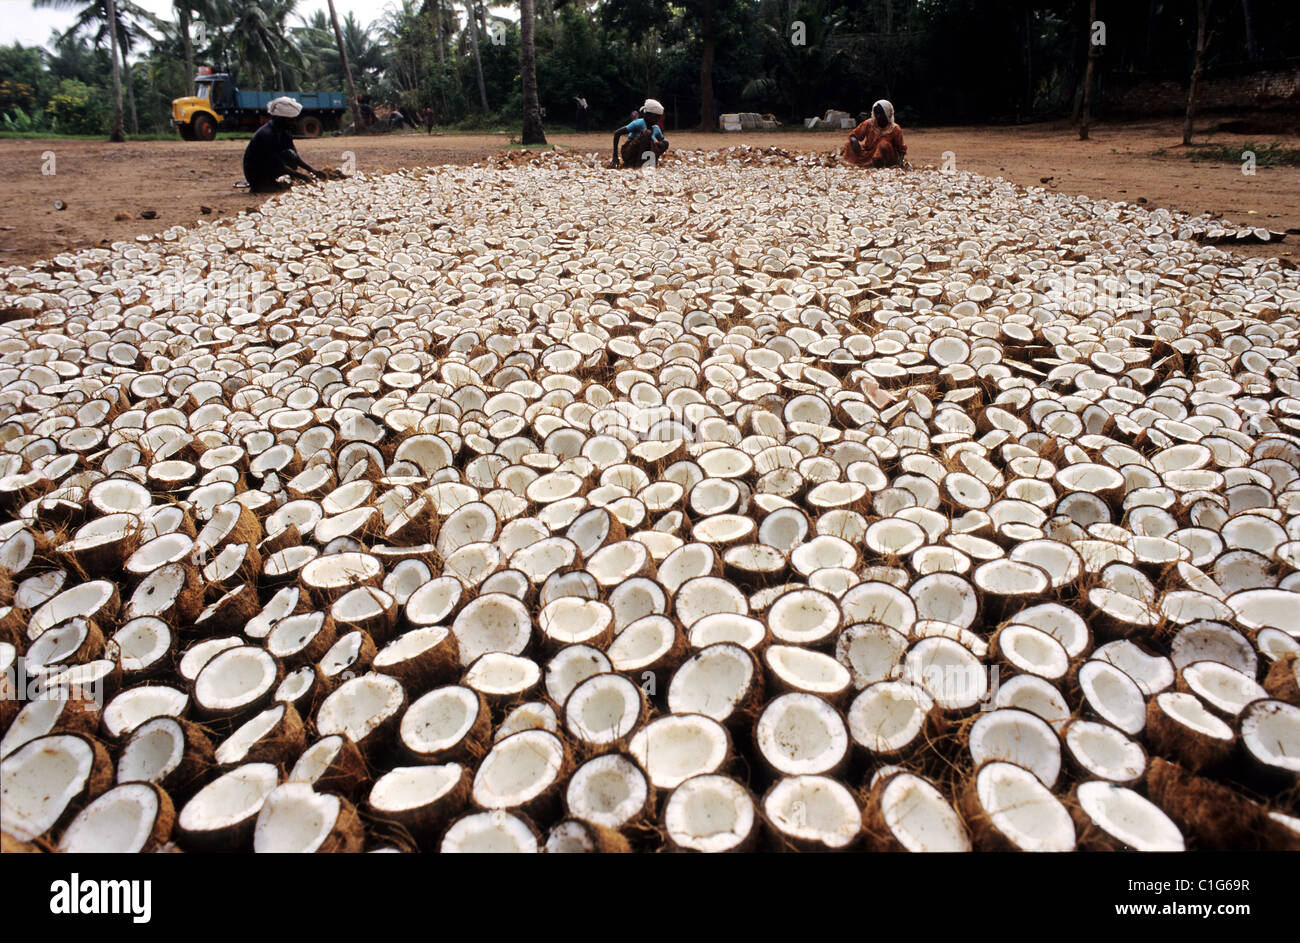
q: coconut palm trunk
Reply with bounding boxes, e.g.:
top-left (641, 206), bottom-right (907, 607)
top-left (120, 39), bottom-right (139, 134)
top-left (105, 0), bottom-right (125, 141)
top-left (697, 0), bottom-right (716, 131)
top-left (178, 3), bottom-right (194, 95)
top-left (1182, 0), bottom-right (1210, 146)
top-left (1078, 0), bottom-right (1097, 140)
top-left (327, 0), bottom-right (363, 130)
top-left (520, 0), bottom-right (546, 144)
top-left (466, 1), bottom-right (489, 113)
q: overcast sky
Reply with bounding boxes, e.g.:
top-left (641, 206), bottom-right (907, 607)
top-left (0, 0), bottom-right (508, 54)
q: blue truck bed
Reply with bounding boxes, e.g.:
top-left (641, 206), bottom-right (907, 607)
top-left (234, 90), bottom-right (346, 112)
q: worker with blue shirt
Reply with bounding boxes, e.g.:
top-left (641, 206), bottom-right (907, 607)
top-left (611, 98), bottom-right (669, 168)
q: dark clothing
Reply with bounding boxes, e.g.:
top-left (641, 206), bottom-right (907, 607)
top-left (243, 121), bottom-right (308, 191)
top-left (621, 128), bottom-right (668, 167)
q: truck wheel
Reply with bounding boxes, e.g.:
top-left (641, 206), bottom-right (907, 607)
top-left (192, 114), bottom-right (217, 141)
top-left (178, 123), bottom-right (195, 141)
top-left (297, 116), bottom-right (323, 138)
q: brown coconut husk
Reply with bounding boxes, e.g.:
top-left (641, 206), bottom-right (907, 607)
top-left (1265, 653), bottom-right (1300, 706)
top-left (1145, 757), bottom-right (1268, 850)
top-left (1144, 694), bottom-right (1234, 772)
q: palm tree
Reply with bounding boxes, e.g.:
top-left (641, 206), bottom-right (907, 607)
top-left (520, 0), bottom-right (545, 143)
top-left (326, 0), bottom-right (362, 128)
top-left (464, 1), bottom-right (489, 112)
top-left (34, 0), bottom-right (161, 136)
top-left (212, 0), bottom-right (302, 88)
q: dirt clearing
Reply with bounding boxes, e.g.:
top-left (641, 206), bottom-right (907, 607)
top-left (1, 118), bottom-right (1296, 266)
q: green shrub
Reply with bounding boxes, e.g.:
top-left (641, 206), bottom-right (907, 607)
top-left (46, 79), bottom-right (107, 135)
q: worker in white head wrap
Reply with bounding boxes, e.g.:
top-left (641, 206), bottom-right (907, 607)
top-left (243, 96), bottom-right (322, 191)
top-left (844, 99), bottom-right (909, 169)
top-left (611, 97), bottom-right (669, 168)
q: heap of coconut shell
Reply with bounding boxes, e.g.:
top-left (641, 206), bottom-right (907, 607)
top-left (1, 149), bottom-right (1298, 853)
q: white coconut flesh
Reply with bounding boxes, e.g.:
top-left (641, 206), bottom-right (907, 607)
top-left (837, 580), bottom-right (920, 632)
top-left (28, 580), bottom-right (117, 640)
top-left (764, 775), bottom-right (860, 849)
top-left (1240, 700), bottom-right (1300, 772)
top-left (400, 686), bottom-right (481, 755)
top-left (369, 764), bottom-right (463, 814)
top-left (565, 674), bottom-right (642, 744)
top-left (543, 819), bottom-right (601, 852)
top-left (180, 636), bottom-right (243, 682)
top-left (194, 646), bottom-right (278, 713)
top-left (663, 774), bottom-right (754, 852)
top-left (179, 763), bottom-right (278, 835)
top-left (878, 773), bottom-right (971, 853)
top-left (1065, 720), bottom-right (1146, 782)
top-left (102, 685), bottom-right (188, 739)
top-left (1170, 623), bottom-right (1257, 676)
top-left (766, 645), bottom-right (851, 696)
top-left (464, 653), bottom-right (541, 697)
top-left (608, 577), bottom-right (668, 631)
top-left (545, 646), bottom-right (611, 706)
top-left (318, 632), bottom-right (366, 678)
top-left (0, 734), bottom-right (97, 840)
top-left (997, 624), bottom-right (1069, 680)
top-left (267, 613), bottom-right (329, 661)
top-left (495, 702), bottom-right (559, 742)
top-left (668, 644), bottom-right (755, 721)
top-left (1156, 691), bottom-right (1235, 741)
top-left (687, 613), bottom-right (767, 650)
top-left (847, 681), bottom-right (934, 754)
top-left (452, 594), bottom-right (532, 666)
top-left (540, 597), bottom-right (613, 647)
top-left (904, 637), bottom-right (987, 710)
top-left (755, 693), bottom-right (848, 775)
top-left (991, 674), bottom-right (1071, 731)
top-left (253, 783), bottom-right (342, 853)
top-left (629, 714), bottom-right (730, 789)
top-left (374, 626), bottom-right (452, 672)
top-left (836, 623), bottom-right (908, 690)
top-left (1008, 603), bottom-right (1090, 658)
top-left (109, 617), bottom-right (172, 673)
top-left (58, 783), bottom-right (161, 852)
top-left (472, 730), bottom-right (566, 808)
top-left (275, 668), bottom-right (316, 707)
top-left (24, 619), bottom-right (93, 673)
top-left (1094, 640), bottom-right (1174, 696)
top-left (968, 709), bottom-right (1061, 788)
top-left (606, 616), bottom-right (675, 671)
top-left (565, 754), bottom-right (648, 828)
top-left (316, 674), bottom-right (404, 742)
top-left (215, 706), bottom-right (288, 765)
top-left (289, 736), bottom-right (347, 786)
top-left (974, 762), bottom-right (1075, 852)
top-left (2, 697), bottom-right (83, 760)
top-left (116, 717), bottom-right (185, 784)
top-left (441, 811), bottom-right (537, 853)
top-left (1078, 661), bottom-right (1146, 735)
top-left (1076, 781), bottom-right (1185, 851)
top-left (1181, 661), bottom-right (1267, 716)
top-left (767, 590), bottom-right (841, 645)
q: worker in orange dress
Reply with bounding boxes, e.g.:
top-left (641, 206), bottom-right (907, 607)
top-left (843, 99), bottom-right (909, 168)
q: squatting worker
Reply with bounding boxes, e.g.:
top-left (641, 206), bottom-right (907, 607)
top-left (243, 97), bottom-right (322, 192)
top-left (843, 99), bottom-right (908, 169)
top-left (612, 99), bottom-right (668, 168)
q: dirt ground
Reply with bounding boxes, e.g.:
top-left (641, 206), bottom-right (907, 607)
top-left (1, 117), bottom-right (1296, 266)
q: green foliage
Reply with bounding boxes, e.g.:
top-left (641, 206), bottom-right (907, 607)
top-left (46, 77), bottom-right (107, 134)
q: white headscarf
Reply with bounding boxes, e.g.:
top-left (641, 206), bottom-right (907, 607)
top-left (873, 99), bottom-right (895, 126)
top-left (268, 96), bottom-right (303, 118)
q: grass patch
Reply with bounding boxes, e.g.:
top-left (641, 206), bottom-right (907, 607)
top-left (1179, 141), bottom-right (1300, 166)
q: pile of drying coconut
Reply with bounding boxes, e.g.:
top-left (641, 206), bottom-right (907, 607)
top-left (1, 150), bottom-right (1299, 853)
